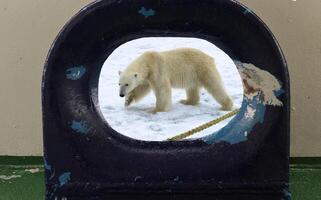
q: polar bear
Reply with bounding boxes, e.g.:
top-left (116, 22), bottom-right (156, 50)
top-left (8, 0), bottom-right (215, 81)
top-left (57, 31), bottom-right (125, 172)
top-left (118, 48), bottom-right (233, 113)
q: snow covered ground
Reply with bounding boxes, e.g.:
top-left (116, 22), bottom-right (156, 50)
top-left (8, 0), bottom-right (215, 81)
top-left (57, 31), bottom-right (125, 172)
top-left (98, 37), bottom-right (243, 141)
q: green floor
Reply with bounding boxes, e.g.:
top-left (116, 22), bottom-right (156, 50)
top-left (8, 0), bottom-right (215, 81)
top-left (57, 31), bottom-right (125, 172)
top-left (0, 157), bottom-right (320, 200)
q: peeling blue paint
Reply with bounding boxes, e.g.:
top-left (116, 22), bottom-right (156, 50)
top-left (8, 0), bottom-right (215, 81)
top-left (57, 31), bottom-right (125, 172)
top-left (138, 7), bottom-right (155, 18)
top-left (202, 89), bottom-right (284, 145)
top-left (282, 186), bottom-right (292, 200)
top-left (202, 94), bottom-right (262, 144)
top-left (44, 158), bottom-right (51, 171)
top-left (274, 88), bottom-right (285, 97)
top-left (58, 172), bottom-right (71, 187)
top-left (70, 120), bottom-right (91, 134)
top-left (66, 65), bottom-right (86, 80)
top-left (44, 157), bottom-right (55, 181)
top-left (243, 8), bottom-right (251, 15)
top-left (49, 169), bottom-right (55, 180)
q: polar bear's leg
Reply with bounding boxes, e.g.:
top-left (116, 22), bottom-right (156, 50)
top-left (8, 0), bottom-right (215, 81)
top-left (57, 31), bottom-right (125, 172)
top-left (202, 71), bottom-right (233, 110)
top-left (125, 81), bottom-right (151, 107)
top-left (180, 87), bottom-right (200, 105)
top-left (149, 80), bottom-right (172, 114)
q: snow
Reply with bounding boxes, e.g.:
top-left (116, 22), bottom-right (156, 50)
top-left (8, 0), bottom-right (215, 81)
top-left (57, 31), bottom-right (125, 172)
top-left (98, 37), bottom-right (243, 141)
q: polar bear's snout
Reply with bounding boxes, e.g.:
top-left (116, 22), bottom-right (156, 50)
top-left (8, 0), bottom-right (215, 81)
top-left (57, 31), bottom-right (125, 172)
top-left (119, 87), bottom-right (126, 97)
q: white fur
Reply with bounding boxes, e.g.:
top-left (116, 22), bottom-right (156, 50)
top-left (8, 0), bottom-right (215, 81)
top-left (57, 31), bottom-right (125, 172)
top-left (119, 48), bottom-right (233, 113)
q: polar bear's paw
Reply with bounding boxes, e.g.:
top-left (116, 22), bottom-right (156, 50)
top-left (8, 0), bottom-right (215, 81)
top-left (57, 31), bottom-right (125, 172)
top-left (219, 99), bottom-right (234, 111)
top-left (124, 93), bottom-right (134, 107)
top-left (147, 108), bottom-right (158, 114)
top-left (179, 99), bottom-right (198, 106)
top-left (147, 107), bottom-right (168, 114)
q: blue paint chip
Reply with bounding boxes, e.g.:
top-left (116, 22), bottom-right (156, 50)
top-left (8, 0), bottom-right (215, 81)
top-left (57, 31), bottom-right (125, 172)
top-left (70, 120), bottom-right (91, 134)
top-left (282, 186), bottom-right (292, 200)
top-left (202, 86), bottom-right (284, 145)
top-left (44, 158), bottom-right (51, 171)
top-left (274, 88), bottom-right (285, 97)
top-left (243, 8), bottom-right (251, 15)
top-left (138, 6), bottom-right (155, 18)
top-left (202, 94), bottom-right (265, 145)
top-left (66, 65), bottom-right (86, 80)
top-left (58, 172), bottom-right (71, 187)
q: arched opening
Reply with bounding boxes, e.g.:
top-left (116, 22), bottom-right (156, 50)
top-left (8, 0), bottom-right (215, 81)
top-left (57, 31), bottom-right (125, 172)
top-left (98, 37), bottom-right (244, 141)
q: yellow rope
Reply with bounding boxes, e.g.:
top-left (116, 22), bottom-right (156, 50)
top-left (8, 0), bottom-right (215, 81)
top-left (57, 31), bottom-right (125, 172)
top-left (166, 109), bottom-right (240, 141)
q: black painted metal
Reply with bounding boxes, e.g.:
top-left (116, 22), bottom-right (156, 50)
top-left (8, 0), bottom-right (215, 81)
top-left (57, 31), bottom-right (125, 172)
top-left (42, 0), bottom-right (290, 199)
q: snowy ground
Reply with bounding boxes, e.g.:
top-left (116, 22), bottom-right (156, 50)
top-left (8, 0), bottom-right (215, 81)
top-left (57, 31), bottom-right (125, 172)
top-left (98, 38), bottom-right (243, 141)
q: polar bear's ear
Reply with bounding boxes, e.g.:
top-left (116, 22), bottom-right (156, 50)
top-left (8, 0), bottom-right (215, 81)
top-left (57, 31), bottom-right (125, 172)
top-left (134, 73), bottom-right (138, 78)
top-left (118, 70), bottom-right (122, 76)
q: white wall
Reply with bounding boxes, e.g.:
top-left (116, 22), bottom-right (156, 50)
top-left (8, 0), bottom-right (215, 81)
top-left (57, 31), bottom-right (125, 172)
top-left (0, 0), bottom-right (320, 156)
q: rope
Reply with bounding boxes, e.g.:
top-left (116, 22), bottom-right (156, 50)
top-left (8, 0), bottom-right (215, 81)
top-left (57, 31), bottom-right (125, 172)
top-left (166, 108), bottom-right (240, 141)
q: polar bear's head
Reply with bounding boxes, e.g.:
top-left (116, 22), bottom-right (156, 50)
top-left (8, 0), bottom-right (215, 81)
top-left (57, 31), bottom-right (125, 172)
top-left (118, 71), bottom-right (141, 97)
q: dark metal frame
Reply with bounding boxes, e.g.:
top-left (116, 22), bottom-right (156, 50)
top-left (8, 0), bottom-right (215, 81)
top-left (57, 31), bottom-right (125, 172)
top-left (42, 0), bottom-right (290, 199)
